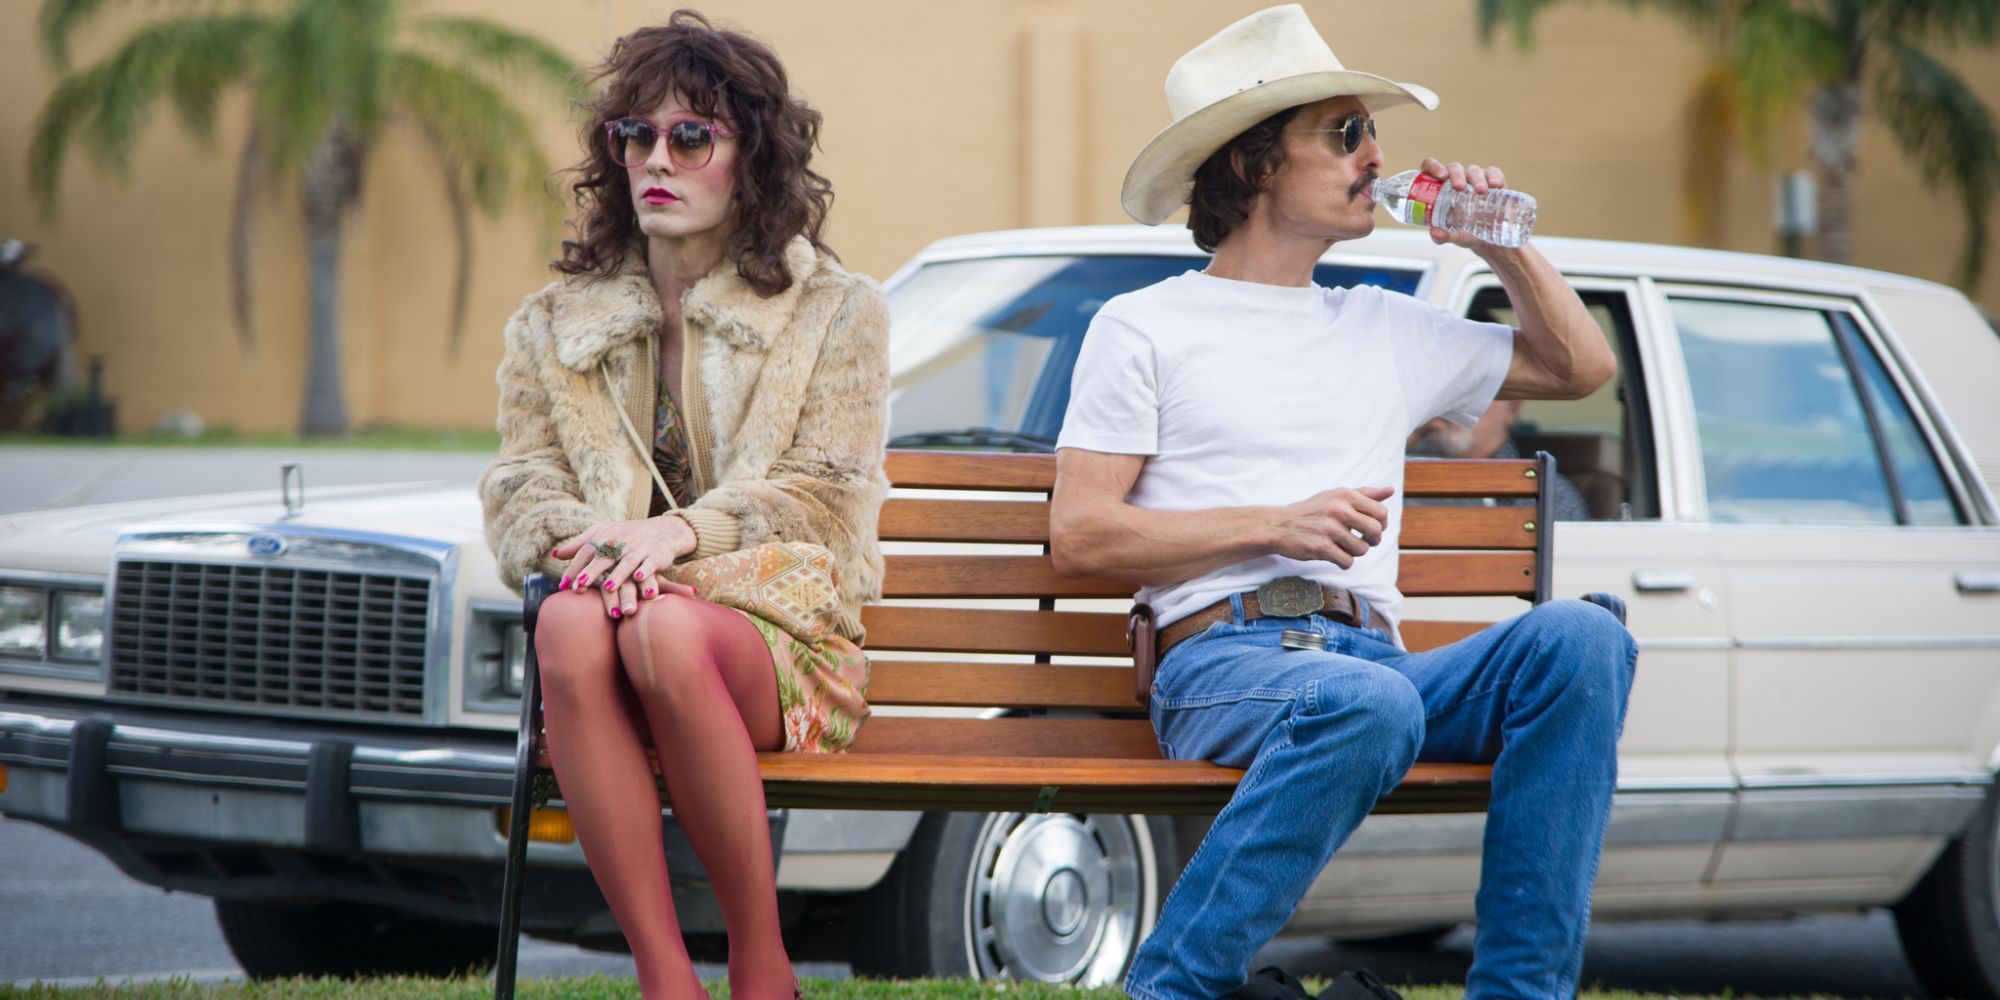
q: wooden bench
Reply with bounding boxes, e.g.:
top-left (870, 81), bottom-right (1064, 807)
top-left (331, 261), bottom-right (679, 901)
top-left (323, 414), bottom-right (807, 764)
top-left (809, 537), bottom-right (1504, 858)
top-left (492, 449), bottom-right (1556, 996)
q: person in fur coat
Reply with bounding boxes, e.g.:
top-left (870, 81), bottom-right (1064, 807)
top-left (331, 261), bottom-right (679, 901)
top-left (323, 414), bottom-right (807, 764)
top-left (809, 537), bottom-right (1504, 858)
top-left (477, 12), bottom-right (888, 998)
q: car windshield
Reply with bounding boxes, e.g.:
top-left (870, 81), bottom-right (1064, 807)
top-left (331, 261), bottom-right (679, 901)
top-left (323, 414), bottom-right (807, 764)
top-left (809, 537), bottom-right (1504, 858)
top-left (886, 254), bottom-right (1422, 447)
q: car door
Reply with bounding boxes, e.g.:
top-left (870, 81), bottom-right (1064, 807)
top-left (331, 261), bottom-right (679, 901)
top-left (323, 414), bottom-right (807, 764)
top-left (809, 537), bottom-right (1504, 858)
top-left (1657, 286), bottom-right (2000, 896)
top-left (1466, 277), bottom-right (1736, 894)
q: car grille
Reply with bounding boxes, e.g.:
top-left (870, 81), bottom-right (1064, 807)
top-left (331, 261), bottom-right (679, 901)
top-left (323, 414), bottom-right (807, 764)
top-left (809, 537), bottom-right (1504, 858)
top-left (107, 560), bottom-right (432, 718)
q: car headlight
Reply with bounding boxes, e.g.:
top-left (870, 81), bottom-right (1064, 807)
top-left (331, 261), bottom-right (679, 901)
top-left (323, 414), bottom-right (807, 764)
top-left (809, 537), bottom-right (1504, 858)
top-left (52, 590), bottom-right (105, 664)
top-left (499, 620), bottom-right (528, 697)
top-left (463, 607), bottom-right (528, 712)
top-left (0, 586), bottom-right (46, 659)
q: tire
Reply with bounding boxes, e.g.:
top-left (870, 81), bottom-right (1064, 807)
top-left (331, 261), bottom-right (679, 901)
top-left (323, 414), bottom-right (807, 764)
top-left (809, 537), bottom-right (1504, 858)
top-left (215, 898), bottom-right (496, 979)
top-left (850, 811), bottom-right (1180, 985)
top-left (1894, 781), bottom-right (2000, 1000)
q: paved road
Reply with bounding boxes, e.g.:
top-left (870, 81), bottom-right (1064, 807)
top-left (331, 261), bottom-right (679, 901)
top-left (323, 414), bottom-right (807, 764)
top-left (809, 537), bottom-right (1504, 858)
top-left (0, 446), bottom-right (1936, 994)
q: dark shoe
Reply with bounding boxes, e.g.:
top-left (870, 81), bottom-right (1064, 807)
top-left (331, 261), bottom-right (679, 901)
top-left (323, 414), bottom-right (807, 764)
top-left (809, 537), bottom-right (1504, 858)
top-left (1220, 966), bottom-right (1313, 1000)
top-left (1318, 969), bottom-right (1403, 1000)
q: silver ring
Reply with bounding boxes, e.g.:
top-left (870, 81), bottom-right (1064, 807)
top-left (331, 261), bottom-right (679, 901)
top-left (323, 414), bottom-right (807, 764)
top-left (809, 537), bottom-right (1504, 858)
top-left (592, 539), bottom-right (626, 562)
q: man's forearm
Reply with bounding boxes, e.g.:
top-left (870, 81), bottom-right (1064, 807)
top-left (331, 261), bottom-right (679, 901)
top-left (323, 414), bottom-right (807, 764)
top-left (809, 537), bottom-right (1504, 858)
top-left (1052, 499), bottom-right (1276, 588)
top-left (1483, 243), bottom-right (1612, 397)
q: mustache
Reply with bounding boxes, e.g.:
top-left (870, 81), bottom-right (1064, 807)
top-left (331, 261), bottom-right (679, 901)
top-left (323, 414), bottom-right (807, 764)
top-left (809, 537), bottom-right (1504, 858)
top-left (1351, 171), bottom-right (1379, 199)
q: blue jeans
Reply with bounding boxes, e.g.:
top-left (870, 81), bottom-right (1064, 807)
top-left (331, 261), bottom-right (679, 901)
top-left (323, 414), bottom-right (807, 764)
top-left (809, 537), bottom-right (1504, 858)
top-left (1124, 597), bottom-right (1637, 1000)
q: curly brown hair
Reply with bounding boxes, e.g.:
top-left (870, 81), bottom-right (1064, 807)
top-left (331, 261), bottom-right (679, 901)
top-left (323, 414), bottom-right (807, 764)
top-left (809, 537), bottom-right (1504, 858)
top-left (554, 10), bottom-right (833, 295)
top-left (1185, 107), bottom-right (1300, 253)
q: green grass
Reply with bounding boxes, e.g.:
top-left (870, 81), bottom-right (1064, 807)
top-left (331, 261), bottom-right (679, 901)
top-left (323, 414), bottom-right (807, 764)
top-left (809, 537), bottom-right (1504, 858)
top-left (0, 425), bottom-right (500, 452)
top-left (0, 978), bottom-right (1799, 1000)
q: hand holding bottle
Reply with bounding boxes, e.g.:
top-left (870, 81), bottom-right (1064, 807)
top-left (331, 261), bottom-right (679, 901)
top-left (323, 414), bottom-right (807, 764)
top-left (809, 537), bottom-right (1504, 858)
top-left (1373, 159), bottom-right (1536, 248)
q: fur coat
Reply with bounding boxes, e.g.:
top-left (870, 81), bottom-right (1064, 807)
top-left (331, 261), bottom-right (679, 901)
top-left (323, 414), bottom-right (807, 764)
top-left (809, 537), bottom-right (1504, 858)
top-left (478, 236), bottom-right (891, 639)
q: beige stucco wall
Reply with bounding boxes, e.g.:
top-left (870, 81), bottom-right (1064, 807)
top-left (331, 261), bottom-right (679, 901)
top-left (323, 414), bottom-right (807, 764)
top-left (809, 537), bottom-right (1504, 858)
top-left (3, 0), bottom-right (1996, 434)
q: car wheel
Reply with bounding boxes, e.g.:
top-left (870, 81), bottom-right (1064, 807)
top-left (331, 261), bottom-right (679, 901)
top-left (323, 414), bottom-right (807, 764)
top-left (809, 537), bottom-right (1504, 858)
top-left (850, 811), bottom-right (1177, 985)
top-left (215, 898), bottom-right (495, 978)
top-left (1894, 780), bottom-right (2000, 1000)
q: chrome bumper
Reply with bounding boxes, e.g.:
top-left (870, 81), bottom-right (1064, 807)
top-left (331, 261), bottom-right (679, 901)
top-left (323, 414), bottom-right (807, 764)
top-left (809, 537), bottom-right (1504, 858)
top-left (0, 700), bottom-right (919, 899)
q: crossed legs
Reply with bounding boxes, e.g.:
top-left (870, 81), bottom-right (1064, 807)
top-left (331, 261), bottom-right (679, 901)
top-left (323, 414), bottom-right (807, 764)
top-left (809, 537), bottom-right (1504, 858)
top-left (536, 591), bottom-right (790, 1000)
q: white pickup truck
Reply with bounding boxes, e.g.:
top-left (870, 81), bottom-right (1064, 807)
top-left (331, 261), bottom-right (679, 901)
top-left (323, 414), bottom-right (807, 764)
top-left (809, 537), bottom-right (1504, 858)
top-left (4, 227), bottom-right (1998, 995)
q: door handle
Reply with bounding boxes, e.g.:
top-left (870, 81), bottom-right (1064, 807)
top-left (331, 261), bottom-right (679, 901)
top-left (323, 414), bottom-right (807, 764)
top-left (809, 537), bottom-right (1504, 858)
top-left (1632, 570), bottom-right (1695, 593)
top-left (1957, 572), bottom-right (2000, 594)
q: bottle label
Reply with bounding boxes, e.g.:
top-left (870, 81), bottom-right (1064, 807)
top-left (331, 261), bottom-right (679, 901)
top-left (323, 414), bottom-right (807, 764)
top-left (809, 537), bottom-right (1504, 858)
top-left (1408, 173), bottom-right (1444, 226)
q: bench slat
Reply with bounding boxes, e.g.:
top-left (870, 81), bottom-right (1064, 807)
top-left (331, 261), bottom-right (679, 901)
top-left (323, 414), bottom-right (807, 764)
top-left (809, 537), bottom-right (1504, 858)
top-left (849, 716), bottom-right (1159, 757)
top-left (881, 451), bottom-right (1539, 498)
top-left (860, 606), bottom-right (1130, 656)
top-left (878, 499), bottom-right (1052, 544)
top-left (861, 607), bottom-right (1499, 657)
top-left (867, 661), bottom-right (1135, 710)
top-left (1404, 458), bottom-right (1541, 498)
top-left (880, 551), bottom-right (1535, 599)
top-left (1399, 551), bottom-right (1536, 597)
top-left (884, 450), bottom-right (1056, 491)
top-left (881, 555), bottom-right (1131, 598)
top-left (879, 499), bottom-right (1537, 549)
top-left (760, 755), bottom-right (1492, 815)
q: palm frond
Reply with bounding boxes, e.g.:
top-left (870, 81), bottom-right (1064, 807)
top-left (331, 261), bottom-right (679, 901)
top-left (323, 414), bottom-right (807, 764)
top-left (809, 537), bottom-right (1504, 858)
top-left (1475, 0), bottom-right (1568, 48)
top-left (1874, 0), bottom-right (1999, 47)
top-left (28, 14), bottom-right (268, 212)
top-left (37, 0), bottom-right (218, 72)
top-left (387, 51), bottom-right (552, 213)
top-left (1874, 40), bottom-right (2000, 290)
top-left (1476, 0), bottom-right (1726, 48)
top-left (415, 16), bottom-right (582, 99)
top-left (1728, 2), bottom-right (1842, 144)
top-left (389, 50), bottom-right (563, 353)
top-left (27, 62), bottom-right (111, 217)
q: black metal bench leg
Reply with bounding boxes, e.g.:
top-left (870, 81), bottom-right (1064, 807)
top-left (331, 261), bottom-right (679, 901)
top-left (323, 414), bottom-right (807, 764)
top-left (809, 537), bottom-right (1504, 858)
top-left (495, 574), bottom-right (551, 1000)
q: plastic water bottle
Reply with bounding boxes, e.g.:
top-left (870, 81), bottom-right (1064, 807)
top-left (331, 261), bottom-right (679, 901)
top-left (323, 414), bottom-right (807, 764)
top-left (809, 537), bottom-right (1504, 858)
top-left (1372, 169), bottom-right (1537, 247)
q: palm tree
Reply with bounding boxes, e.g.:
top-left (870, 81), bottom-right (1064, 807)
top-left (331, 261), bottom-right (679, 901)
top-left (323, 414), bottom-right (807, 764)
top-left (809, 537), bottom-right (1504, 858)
top-left (1478, 0), bottom-right (2000, 291)
top-left (28, 0), bottom-right (579, 435)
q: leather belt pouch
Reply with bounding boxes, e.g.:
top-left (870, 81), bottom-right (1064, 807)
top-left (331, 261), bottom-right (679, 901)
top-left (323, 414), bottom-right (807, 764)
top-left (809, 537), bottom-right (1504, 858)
top-left (1127, 604), bottom-right (1157, 708)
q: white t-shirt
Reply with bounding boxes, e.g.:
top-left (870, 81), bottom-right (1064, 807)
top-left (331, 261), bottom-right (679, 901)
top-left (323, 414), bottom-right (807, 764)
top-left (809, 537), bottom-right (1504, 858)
top-left (1056, 270), bottom-right (1514, 639)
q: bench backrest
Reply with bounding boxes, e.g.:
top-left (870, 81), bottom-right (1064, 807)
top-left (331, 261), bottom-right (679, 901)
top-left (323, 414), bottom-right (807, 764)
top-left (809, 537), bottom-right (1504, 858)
top-left (852, 450), bottom-right (1550, 758)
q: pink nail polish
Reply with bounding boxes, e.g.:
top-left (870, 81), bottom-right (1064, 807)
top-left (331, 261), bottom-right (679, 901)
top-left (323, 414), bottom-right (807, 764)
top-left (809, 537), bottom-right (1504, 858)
top-left (610, 607), bottom-right (622, 619)
top-left (560, 576), bottom-right (571, 590)
top-left (604, 579), bottom-right (615, 591)
top-left (576, 574), bottom-right (589, 588)
top-left (634, 569), bottom-right (647, 579)
top-left (644, 587), bottom-right (656, 597)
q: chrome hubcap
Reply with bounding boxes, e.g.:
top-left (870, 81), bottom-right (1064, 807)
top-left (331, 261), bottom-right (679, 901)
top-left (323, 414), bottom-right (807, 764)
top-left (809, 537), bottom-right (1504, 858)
top-left (964, 813), bottom-right (1156, 984)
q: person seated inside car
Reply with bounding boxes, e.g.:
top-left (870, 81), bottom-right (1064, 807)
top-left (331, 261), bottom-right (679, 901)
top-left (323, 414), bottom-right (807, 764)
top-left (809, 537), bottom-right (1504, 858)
top-left (1407, 398), bottom-right (1592, 521)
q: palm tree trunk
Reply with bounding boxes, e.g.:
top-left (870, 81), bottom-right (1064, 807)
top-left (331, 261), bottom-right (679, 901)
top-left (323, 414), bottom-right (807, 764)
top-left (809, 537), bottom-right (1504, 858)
top-left (1810, 80), bottom-right (1862, 265)
top-left (298, 130), bottom-right (357, 437)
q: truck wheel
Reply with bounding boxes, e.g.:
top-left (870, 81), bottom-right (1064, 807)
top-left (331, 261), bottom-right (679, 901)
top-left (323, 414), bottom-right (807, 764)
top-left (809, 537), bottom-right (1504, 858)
top-left (1894, 781), bottom-right (2000, 1000)
top-left (215, 898), bottom-right (496, 978)
top-left (850, 811), bottom-right (1176, 985)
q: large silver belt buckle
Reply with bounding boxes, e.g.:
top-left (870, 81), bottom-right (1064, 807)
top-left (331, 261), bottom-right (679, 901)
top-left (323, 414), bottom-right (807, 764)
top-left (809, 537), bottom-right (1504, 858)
top-left (1257, 576), bottom-right (1325, 619)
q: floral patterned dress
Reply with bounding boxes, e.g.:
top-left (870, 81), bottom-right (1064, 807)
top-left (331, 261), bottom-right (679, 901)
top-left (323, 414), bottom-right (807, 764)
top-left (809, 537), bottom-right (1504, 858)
top-left (651, 389), bottom-right (871, 753)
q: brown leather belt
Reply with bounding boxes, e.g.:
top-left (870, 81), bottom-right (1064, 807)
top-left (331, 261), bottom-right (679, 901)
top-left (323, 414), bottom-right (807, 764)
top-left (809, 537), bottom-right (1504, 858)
top-left (1157, 582), bottom-right (1364, 661)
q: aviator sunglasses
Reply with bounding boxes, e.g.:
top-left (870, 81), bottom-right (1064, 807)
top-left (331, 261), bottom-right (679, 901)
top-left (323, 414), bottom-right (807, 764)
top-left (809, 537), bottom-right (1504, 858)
top-left (603, 116), bottom-right (736, 170)
top-left (1301, 112), bottom-right (1377, 155)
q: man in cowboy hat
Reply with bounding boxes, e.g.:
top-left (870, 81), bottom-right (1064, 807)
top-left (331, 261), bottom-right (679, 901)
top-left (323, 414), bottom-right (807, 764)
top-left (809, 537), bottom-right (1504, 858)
top-left (1049, 5), bottom-right (1637, 999)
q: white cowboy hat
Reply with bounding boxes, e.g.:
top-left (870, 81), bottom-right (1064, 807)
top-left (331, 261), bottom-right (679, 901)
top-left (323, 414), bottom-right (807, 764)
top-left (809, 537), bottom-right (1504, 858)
top-left (1121, 4), bottom-right (1440, 225)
